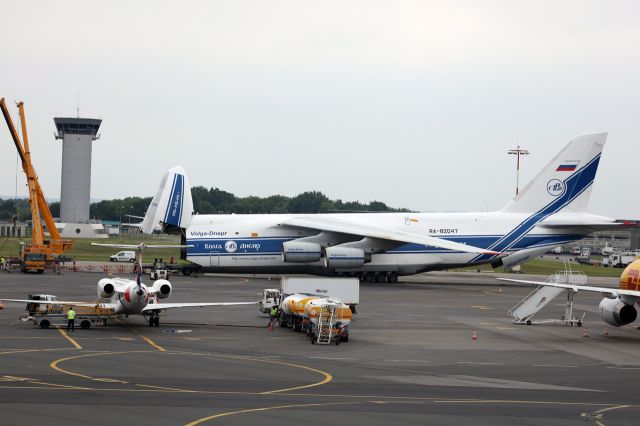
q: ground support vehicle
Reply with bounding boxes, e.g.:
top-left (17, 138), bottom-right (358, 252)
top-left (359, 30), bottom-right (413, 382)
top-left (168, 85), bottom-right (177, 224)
top-left (260, 276), bottom-right (359, 314)
top-left (23, 303), bottom-right (116, 329)
top-left (305, 298), bottom-right (352, 344)
top-left (143, 260), bottom-right (200, 277)
top-left (604, 253), bottom-right (639, 268)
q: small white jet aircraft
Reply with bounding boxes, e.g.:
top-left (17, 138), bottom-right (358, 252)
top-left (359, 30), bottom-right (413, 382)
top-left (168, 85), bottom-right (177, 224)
top-left (0, 243), bottom-right (256, 327)
top-left (141, 133), bottom-right (632, 282)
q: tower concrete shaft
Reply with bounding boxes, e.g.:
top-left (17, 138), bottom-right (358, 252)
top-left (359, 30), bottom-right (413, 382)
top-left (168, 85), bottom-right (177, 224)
top-left (54, 117), bottom-right (101, 223)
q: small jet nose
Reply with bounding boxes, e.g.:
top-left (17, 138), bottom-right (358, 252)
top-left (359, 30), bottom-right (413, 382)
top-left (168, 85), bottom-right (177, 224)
top-left (136, 288), bottom-right (144, 296)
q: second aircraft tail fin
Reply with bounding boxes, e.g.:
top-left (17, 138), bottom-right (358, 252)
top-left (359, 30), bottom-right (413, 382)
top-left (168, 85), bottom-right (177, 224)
top-left (141, 166), bottom-right (193, 234)
top-left (501, 133), bottom-right (607, 214)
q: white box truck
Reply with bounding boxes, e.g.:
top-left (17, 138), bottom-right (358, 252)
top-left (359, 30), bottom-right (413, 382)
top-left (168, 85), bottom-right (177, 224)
top-left (259, 276), bottom-right (360, 314)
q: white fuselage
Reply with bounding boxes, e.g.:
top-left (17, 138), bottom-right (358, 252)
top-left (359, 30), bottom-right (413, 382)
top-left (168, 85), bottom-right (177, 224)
top-left (106, 278), bottom-right (151, 315)
top-left (182, 210), bottom-right (605, 276)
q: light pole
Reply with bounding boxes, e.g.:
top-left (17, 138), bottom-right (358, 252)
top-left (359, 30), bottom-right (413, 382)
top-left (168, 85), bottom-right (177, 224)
top-left (508, 145), bottom-right (530, 196)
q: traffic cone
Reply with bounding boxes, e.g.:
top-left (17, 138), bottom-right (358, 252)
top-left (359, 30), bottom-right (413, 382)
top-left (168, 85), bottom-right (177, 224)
top-left (604, 327), bottom-right (609, 336)
top-left (472, 328), bottom-right (478, 340)
top-left (583, 327), bottom-right (589, 338)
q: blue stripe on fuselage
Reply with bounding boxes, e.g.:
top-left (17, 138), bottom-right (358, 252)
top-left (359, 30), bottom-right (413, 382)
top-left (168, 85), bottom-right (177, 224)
top-left (186, 233), bottom-right (581, 257)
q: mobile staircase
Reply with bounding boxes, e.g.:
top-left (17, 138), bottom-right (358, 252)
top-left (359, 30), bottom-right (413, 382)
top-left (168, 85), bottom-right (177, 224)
top-left (508, 263), bottom-right (587, 326)
top-left (311, 303), bottom-right (340, 345)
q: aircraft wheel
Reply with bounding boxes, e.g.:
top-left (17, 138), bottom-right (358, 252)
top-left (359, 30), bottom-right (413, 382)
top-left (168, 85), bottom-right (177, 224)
top-left (375, 273), bottom-right (385, 283)
top-left (148, 318), bottom-right (154, 327)
top-left (154, 317), bottom-right (160, 327)
top-left (80, 320), bottom-right (91, 329)
top-left (39, 319), bottom-right (50, 329)
top-left (389, 272), bottom-right (398, 283)
top-left (577, 321), bottom-right (583, 327)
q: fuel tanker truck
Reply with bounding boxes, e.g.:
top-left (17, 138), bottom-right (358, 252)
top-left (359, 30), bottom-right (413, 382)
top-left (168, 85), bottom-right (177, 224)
top-left (303, 297), bottom-right (352, 344)
top-left (260, 277), bottom-right (359, 343)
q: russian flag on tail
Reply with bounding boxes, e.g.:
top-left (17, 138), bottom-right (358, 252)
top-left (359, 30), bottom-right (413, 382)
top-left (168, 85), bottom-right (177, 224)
top-left (556, 160), bottom-right (580, 172)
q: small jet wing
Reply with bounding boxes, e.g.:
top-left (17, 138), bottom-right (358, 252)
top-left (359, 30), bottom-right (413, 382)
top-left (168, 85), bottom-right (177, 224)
top-left (281, 216), bottom-right (500, 255)
top-left (0, 298), bottom-right (103, 308)
top-left (497, 277), bottom-right (640, 298)
top-left (142, 301), bottom-right (258, 311)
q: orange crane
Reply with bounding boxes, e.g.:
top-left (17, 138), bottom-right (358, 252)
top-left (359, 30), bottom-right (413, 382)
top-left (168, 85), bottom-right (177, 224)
top-left (0, 98), bottom-right (73, 273)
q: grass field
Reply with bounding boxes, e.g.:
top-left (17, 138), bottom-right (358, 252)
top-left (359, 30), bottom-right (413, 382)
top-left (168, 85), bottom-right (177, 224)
top-left (456, 257), bottom-right (624, 277)
top-left (0, 235), bottom-right (183, 262)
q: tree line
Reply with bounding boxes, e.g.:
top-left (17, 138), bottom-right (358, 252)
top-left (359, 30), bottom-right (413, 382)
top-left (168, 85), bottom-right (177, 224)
top-left (0, 186), bottom-right (408, 222)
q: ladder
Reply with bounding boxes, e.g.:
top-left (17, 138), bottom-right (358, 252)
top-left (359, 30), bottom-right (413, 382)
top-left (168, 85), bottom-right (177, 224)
top-left (508, 263), bottom-right (587, 325)
top-left (315, 303), bottom-right (337, 344)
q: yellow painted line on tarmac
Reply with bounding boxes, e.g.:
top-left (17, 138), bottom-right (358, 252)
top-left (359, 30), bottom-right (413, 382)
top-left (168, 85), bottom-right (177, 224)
top-left (185, 402), bottom-right (362, 426)
top-left (56, 327), bottom-right (82, 349)
top-left (115, 318), bottom-right (166, 352)
top-left (164, 350), bottom-right (334, 395)
top-left (260, 362), bottom-right (332, 394)
top-left (50, 351), bottom-right (140, 384)
top-left (138, 334), bottom-right (166, 352)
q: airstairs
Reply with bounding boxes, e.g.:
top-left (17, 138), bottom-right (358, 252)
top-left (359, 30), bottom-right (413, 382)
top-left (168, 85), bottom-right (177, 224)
top-left (508, 264), bottom-right (587, 326)
top-left (314, 303), bottom-right (337, 345)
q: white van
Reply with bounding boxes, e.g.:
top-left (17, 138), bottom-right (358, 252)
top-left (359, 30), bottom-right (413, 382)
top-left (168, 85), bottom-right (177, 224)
top-left (109, 251), bottom-right (136, 263)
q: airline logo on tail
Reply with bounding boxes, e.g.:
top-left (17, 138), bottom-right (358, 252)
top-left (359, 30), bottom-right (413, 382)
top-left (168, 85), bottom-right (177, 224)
top-left (546, 179), bottom-right (565, 197)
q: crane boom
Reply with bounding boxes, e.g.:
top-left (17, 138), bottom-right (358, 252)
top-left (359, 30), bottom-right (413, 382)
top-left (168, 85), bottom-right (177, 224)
top-left (0, 97), bottom-right (73, 272)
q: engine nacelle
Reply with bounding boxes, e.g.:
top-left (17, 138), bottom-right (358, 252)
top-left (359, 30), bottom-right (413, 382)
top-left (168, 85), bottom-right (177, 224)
top-left (97, 278), bottom-right (116, 299)
top-left (324, 247), bottom-right (365, 269)
top-left (151, 279), bottom-right (172, 299)
top-left (282, 241), bottom-right (322, 263)
top-left (599, 297), bottom-right (637, 327)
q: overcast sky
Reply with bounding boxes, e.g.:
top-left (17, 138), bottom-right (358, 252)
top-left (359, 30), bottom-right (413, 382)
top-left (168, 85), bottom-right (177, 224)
top-left (0, 1), bottom-right (638, 218)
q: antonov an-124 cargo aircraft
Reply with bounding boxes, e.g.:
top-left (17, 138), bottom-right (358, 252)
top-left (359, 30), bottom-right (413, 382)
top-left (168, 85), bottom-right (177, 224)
top-left (141, 133), bottom-right (633, 282)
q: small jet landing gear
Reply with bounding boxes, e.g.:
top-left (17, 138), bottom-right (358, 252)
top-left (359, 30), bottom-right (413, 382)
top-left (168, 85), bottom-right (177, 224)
top-left (147, 311), bottom-right (160, 327)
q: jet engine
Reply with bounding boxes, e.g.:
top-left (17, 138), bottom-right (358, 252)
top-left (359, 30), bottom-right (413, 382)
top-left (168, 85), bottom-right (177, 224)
top-left (324, 247), bottom-right (365, 268)
top-left (599, 297), bottom-right (637, 327)
top-left (282, 241), bottom-right (322, 263)
top-left (151, 279), bottom-right (172, 299)
top-left (97, 279), bottom-right (116, 299)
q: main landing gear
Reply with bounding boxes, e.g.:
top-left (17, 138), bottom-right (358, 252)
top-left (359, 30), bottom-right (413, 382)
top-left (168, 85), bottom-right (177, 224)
top-left (146, 311), bottom-right (160, 327)
top-left (359, 271), bottom-right (399, 283)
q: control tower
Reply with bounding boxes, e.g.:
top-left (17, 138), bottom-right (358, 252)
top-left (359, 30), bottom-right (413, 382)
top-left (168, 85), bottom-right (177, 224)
top-left (53, 117), bottom-right (101, 224)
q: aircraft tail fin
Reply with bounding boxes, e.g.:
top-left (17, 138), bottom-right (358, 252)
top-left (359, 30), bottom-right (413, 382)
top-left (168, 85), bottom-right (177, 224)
top-left (501, 133), bottom-right (607, 214)
top-left (141, 166), bottom-right (193, 234)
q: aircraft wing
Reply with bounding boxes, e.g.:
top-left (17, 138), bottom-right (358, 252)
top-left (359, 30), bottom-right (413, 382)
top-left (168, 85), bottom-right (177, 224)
top-left (536, 219), bottom-right (639, 232)
top-left (91, 243), bottom-right (191, 249)
top-left (281, 216), bottom-right (500, 255)
top-left (497, 278), bottom-right (640, 298)
top-left (142, 301), bottom-right (258, 311)
top-left (0, 298), bottom-right (107, 308)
